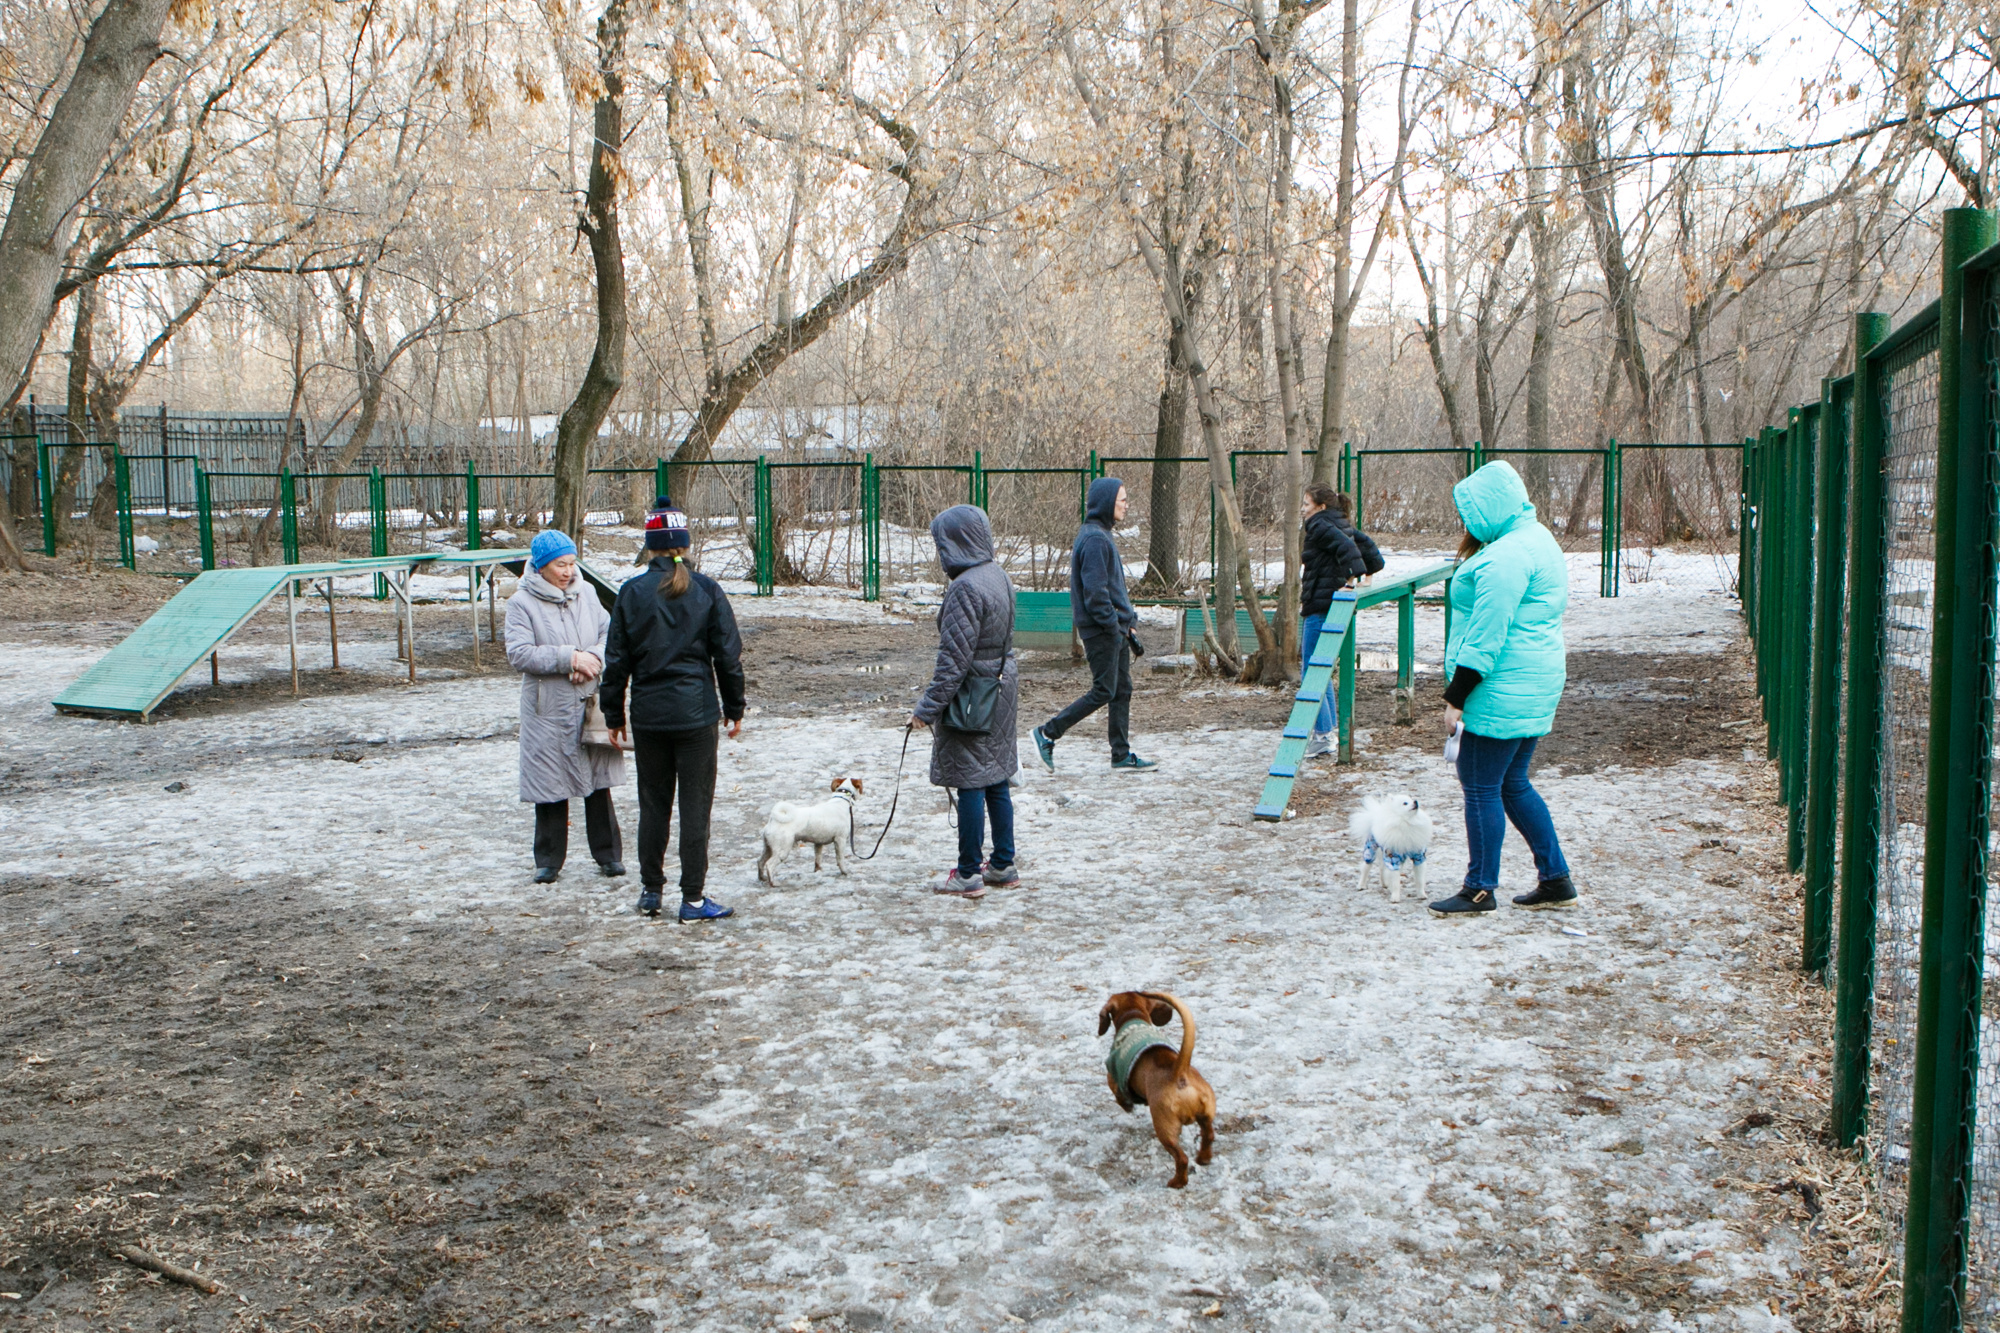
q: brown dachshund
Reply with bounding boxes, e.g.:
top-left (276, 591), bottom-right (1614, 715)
top-left (1098, 991), bottom-right (1217, 1188)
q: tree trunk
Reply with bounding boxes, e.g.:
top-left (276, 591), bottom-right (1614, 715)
top-left (550, 0), bottom-right (631, 541)
top-left (0, 0), bottom-right (174, 406)
top-left (52, 283), bottom-right (97, 549)
top-left (1311, 0), bottom-right (1364, 487)
top-left (1141, 331), bottom-right (1190, 593)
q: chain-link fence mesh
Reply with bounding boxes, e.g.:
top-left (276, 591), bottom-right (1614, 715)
top-left (1870, 332), bottom-right (1943, 1247)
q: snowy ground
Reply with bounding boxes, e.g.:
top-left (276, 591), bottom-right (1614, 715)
top-left (0, 546), bottom-right (1845, 1331)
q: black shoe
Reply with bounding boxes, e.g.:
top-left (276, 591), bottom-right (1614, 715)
top-left (598, 860), bottom-right (627, 878)
top-left (533, 866), bottom-right (560, 885)
top-left (1429, 888), bottom-right (1497, 917)
top-left (636, 890), bottom-right (662, 917)
top-left (1513, 876), bottom-right (1578, 909)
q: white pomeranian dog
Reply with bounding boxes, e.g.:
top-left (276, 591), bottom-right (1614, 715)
top-left (757, 777), bottom-right (864, 885)
top-left (1348, 794), bottom-right (1434, 903)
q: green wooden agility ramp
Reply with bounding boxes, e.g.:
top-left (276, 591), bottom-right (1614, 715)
top-left (1252, 590), bottom-right (1356, 821)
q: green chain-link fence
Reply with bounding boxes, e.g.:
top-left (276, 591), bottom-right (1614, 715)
top-left (1747, 207), bottom-right (2000, 1333)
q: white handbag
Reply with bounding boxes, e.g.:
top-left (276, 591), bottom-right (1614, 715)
top-left (581, 691), bottom-right (617, 749)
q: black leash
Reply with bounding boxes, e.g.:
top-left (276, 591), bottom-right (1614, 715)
top-left (852, 722), bottom-right (915, 861)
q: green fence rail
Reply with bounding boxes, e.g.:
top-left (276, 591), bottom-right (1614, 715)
top-left (1743, 207), bottom-right (2000, 1333)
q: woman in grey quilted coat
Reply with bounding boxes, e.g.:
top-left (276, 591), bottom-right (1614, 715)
top-left (910, 505), bottom-right (1019, 899)
top-left (505, 530), bottom-right (625, 884)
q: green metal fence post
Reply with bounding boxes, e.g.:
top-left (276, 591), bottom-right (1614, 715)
top-left (754, 455), bottom-right (773, 596)
top-left (972, 449), bottom-right (985, 508)
top-left (114, 452), bottom-right (134, 569)
top-left (280, 467), bottom-right (299, 565)
top-left (1600, 441), bottom-right (1619, 597)
top-left (1784, 407), bottom-right (1817, 871)
top-left (1354, 454), bottom-right (1365, 527)
top-left (1802, 377), bottom-right (1850, 978)
top-left (1830, 312), bottom-right (1892, 1148)
top-left (1757, 426), bottom-right (1783, 733)
top-left (38, 439), bottom-right (55, 555)
top-left (1471, 439), bottom-right (1486, 472)
top-left (1396, 591), bottom-right (1415, 723)
top-left (1900, 205), bottom-right (1999, 1333)
top-left (655, 457), bottom-right (670, 502)
top-left (370, 467), bottom-right (389, 599)
top-left (195, 464), bottom-right (215, 570)
top-left (861, 454), bottom-right (880, 601)
top-left (465, 461), bottom-right (481, 550)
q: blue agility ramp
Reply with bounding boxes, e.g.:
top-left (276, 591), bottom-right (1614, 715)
top-left (1251, 591), bottom-right (1356, 822)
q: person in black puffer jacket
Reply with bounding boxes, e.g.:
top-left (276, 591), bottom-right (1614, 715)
top-left (603, 497), bottom-right (746, 923)
top-left (1299, 483), bottom-right (1368, 757)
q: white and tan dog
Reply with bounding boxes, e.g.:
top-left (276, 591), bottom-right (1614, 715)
top-left (757, 778), bottom-right (865, 885)
top-left (1349, 793), bottom-right (1434, 902)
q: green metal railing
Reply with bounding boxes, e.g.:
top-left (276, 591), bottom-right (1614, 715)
top-left (1744, 207), bottom-right (2000, 1333)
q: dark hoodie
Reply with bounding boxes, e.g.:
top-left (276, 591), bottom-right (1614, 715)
top-left (1071, 476), bottom-right (1138, 635)
top-left (915, 505), bottom-right (1020, 788)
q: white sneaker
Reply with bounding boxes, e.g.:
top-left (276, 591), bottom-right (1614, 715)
top-left (1304, 732), bottom-right (1333, 757)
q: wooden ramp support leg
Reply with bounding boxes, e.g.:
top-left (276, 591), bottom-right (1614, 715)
top-left (403, 570), bottom-right (416, 685)
top-left (469, 567), bottom-right (481, 670)
top-left (287, 580), bottom-right (299, 697)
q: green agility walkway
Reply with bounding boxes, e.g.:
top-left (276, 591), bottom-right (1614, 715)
top-left (53, 550), bottom-right (530, 720)
top-left (1252, 591), bottom-right (1357, 821)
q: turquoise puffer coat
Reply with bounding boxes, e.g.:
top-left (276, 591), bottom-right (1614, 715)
top-left (1444, 462), bottom-right (1568, 738)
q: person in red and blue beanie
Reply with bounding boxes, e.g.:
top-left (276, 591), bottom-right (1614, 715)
top-left (602, 498), bottom-right (746, 922)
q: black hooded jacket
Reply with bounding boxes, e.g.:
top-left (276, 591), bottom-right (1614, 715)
top-left (1302, 509), bottom-right (1367, 617)
top-left (1070, 476), bottom-right (1138, 635)
top-left (1333, 509), bottom-right (1385, 575)
top-left (601, 557), bottom-right (746, 731)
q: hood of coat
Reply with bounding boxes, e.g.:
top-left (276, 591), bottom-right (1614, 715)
top-left (1085, 476), bottom-right (1125, 526)
top-left (931, 505), bottom-right (996, 576)
top-left (520, 567), bottom-right (578, 605)
top-left (1452, 461), bottom-right (1536, 544)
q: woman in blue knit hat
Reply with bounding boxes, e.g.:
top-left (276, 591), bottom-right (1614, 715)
top-left (602, 499), bottom-right (746, 922)
top-left (505, 528), bottom-right (625, 883)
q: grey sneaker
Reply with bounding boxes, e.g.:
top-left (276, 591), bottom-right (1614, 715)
top-left (981, 860), bottom-right (1021, 888)
top-left (1303, 732), bottom-right (1333, 758)
top-left (932, 870), bottom-right (987, 899)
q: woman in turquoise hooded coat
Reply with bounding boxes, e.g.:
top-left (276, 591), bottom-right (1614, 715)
top-left (1428, 461), bottom-right (1577, 916)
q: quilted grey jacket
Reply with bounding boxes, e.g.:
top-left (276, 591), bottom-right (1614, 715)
top-left (913, 506), bottom-right (1020, 789)
top-left (506, 568), bottom-right (625, 803)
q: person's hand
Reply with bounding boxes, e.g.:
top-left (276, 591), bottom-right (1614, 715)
top-left (1443, 704), bottom-right (1462, 734)
top-left (908, 714), bottom-right (930, 731)
top-left (608, 726), bottom-right (626, 749)
top-left (571, 650), bottom-right (602, 679)
top-left (725, 717), bottom-right (744, 740)
top-left (1126, 630), bottom-right (1145, 658)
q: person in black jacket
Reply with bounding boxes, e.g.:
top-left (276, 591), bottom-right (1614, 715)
top-left (1300, 483), bottom-right (1368, 757)
top-left (603, 498), bottom-right (746, 923)
top-left (1032, 476), bottom-right (1157, 772)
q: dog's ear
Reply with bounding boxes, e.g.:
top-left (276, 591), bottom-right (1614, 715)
top-left (830, 778), bottom-right (843, 792)
top-left (851, 778), bottom-right (864, 795)
top-left (1097, 1002), bottom-right (1115, 1036)
top-left (1149, 999), bottom-right (1174, 1027)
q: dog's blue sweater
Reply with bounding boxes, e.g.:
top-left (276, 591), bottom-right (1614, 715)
top-left (1362, 834), bottom-right (1427, 871)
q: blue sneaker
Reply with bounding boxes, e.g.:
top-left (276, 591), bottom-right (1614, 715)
top-left (677, 896), bottom-right (735, 923)
top-left (1111, 753), bottom-right (1158, 771)
top-left (636, 889), bottom-right (662, 917)
top-left (1032, 725), bottom-right (1056, 771)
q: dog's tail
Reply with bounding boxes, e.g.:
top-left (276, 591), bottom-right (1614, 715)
top-left (1139, 991), bottom-right (1197, 1085)
top-left (1347, 803), bottom-right (1373, 843)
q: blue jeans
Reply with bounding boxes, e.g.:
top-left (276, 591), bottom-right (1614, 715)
top-left (1456, 731), bottom-right (1569, 892)
top-left (957, 782), bottom-right (1015, 878)
top-left (1300, 614), bottom-right (1339, 737)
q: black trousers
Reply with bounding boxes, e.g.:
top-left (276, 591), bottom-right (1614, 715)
top-left (1044, 630), bottom-right (1133, 761)
top-left (534, 789), bottom-right (622, 870)
top-left (633, 725), bottom-right (719, 903)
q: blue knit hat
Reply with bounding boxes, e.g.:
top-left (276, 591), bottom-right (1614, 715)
top-left (645, 496), bottom-right (691, 552)
top-left (530, 529), bottom-right (577, 569)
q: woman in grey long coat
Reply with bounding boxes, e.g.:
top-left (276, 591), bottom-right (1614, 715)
top-left (505, 530), bottom-right (625, 884)
top-left (910, 505), bottom-right (1019, 899)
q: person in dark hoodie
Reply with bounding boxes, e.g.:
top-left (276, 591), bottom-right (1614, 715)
top-left (602, 498), bottom-right (746, 923)
top-left (1032, 476), bottom-right (1157, 771)
top-left (910, 505), bottom-right (1021, 899)
top-left (1329, 492), bottom-right (1385, 578)
top-left (1299, 483), bottom-right (1369, 757)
